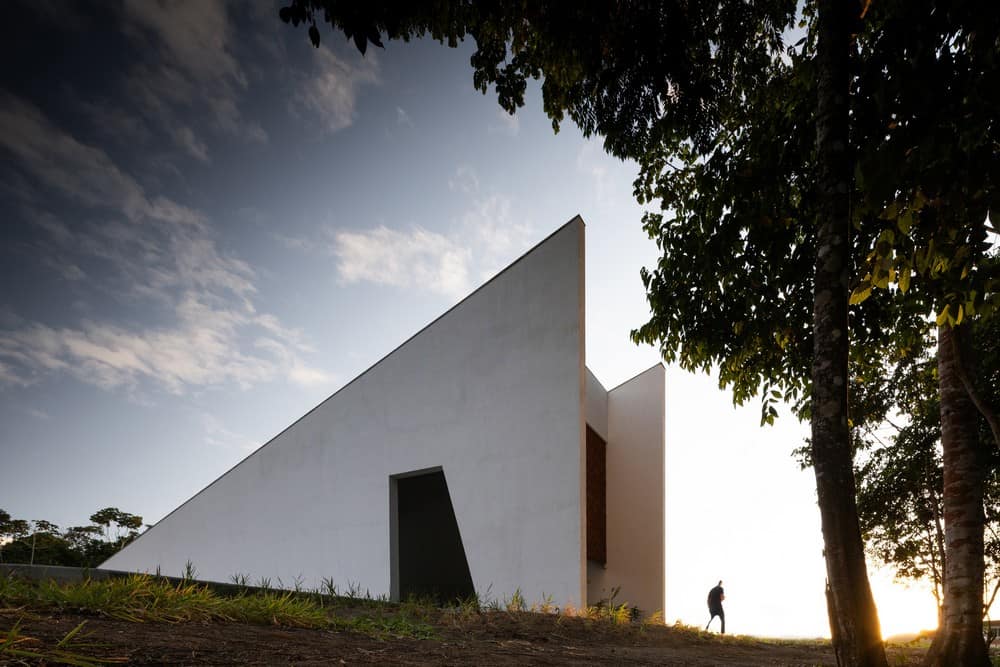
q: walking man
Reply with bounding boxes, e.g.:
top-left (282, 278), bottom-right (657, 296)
top-left (706, 580), bottom-right (725, 634)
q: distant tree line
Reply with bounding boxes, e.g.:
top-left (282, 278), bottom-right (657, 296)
top-left (0, 507), bottom-right (144, 568)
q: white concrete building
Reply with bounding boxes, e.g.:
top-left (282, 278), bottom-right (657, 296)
top-left (103, 216), bottom-right (666, 615)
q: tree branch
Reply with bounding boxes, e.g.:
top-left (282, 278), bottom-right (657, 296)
top-left (950, 325), bottom-right (1000, 450)
top-left (985, 577), bottom-right (1000, 618)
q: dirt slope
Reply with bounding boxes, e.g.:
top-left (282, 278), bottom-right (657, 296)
top-left (1, 609), bottom-right (932, 666)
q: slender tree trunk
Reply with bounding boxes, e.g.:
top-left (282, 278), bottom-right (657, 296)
top-left (811, 2), bottom-right (887, 665)
top-left (925, 324), bottom-right (990, 666)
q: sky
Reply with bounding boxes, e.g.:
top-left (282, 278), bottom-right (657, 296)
top-left (0, 1), bottom-right (938, 638)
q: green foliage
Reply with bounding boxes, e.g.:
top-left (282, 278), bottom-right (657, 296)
top-left (848, 1), bottom-right (1000, 322)
top-left (504, 587), bottom-right (526, 612)
top-left (630, 39), bottom-right (819, 422)
top-left (0, 573), bottom-right (439, 640)
top-left (854, 315), bottom-right (1000, 616)
top-left (0, 507), bottom-right (144, 567)
top-left (0, 574), bottom-right (326, 627)
top-left (88, 508), bottom-right (143, 543)
top-left (627, 1), bottom-right (996, 426)
top-left (278, 1), bottom-right (795, 161)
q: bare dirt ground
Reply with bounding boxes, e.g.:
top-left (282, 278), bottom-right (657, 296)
top-left (1, 608), bottom-right (931, 666)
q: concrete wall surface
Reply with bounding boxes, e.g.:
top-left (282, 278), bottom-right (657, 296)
top-left (587, 365), bottom-right (666, 616)
top-left (584, 368), bottom-right (609, 441)
top-left (104, 218), bottom-right (587, 607)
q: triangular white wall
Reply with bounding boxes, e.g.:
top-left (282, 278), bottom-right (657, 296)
top-left (104, 217), bottom-right (587, 607)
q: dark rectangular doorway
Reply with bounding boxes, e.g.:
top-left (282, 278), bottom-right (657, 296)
top-left (390, 467), bottom-right (474, 603)
top-left (586, 425), bottom-right (607, 565)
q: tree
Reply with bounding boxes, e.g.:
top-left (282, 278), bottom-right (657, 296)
top-left (89, 507), bottom-right (143, 544)
top-left (854, 325), bottom-right (1000, 629)
top-left (632, 0), bottom-right (998, 660)
top-left (626, 2), bottom-right (893, 659)
top-left (63, 525), bottom-right (104, 564)
top-left (0, 508), bottom-right (145, 568)
top-left (0, 509), bottom-right (30, 564)
top-left (809, 2), bottom-right (887, 662)
top-left (845, 3), bottom-right (1000, 662)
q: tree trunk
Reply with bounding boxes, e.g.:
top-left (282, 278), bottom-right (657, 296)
top-left (811, 1), bottom-right (887, 666)
top-left (925, 324), bottom-right (990, 666)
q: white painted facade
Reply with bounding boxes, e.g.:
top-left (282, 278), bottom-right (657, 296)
top-left (104, 216), bottom-right (665, 614)
top-left (586, 366), bottom-right (666, 615)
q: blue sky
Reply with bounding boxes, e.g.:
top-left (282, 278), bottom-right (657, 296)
top-left (0, 1), bottom-right (936, 638)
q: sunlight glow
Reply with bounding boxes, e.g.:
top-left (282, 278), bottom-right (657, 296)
top-left (869, 569), bottom-right (939, 639)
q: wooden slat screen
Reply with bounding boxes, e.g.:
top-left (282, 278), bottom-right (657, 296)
top-left (586, 425), bottom-right (607, 564)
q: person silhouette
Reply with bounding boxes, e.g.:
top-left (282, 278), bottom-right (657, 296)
top-left (706, 580), bottom-right (725, 634)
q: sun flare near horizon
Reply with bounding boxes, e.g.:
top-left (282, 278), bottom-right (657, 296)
top-left (871, 571), bottom-right (939, 639)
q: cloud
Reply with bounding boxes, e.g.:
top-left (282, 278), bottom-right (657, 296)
top-left (287, 360), bottom-right (336, 388)
top-left (332, 225), bottom-right (471, 298)
top-left (576, 139), bottom-right (614, 205)
top-left (120, 0), bottom-right (267, 151)
top-left (272, 231), bottom-right (316, 252)
top-left (290, 46), bottom-right (379, 134)
top-left (42, 256), bottom-right (86, 282)
top-left (77, 99), bottom-right (152, 147)
top-left (201, 413), bottom-right (258, 453)
top-left (0, 93), bottom-right (150, 220)
top-left (0, 96), bottom-right (330, 395)
top-left (25, 407), bottom-right (52, 421)
top-left (396, 107), bottom-right (414, 127)
top-left (488, 109), bottom-right (520, 137)
top-left (457, 195), bottom-right (536, 281)
top-left (448, 165), bottom-right (480, 194)
top-left (122, 0), bottom-right (245, 88)
top-left (171, 125), bottom-right (210, 163)
top-left (0, 283), bottom-right (324, 396)
top-left (0, 360), bottom-right (28, 387)
top-left (326, 168), bottom-right (537, 296)
top-left (274, 164), bottom-right (537, 300)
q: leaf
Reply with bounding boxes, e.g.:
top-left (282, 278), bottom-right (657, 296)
top-left (935, 304), bottom-right (950, 327)
top-left (897, 210), bottom-right (913, 234)
top-left (898, 268), bottom-right (911, 293)
top-left (850, 285), bottom-right (873, 305)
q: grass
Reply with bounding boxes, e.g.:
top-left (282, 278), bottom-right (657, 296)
top-left (0, 573), bottom-right (328, 627)
top-left (4, 571), bottom-right (945, 665)
top-left (0, 574), bottom-right (441, 665)
top-left (0, 573), bottom-right (434, 639)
